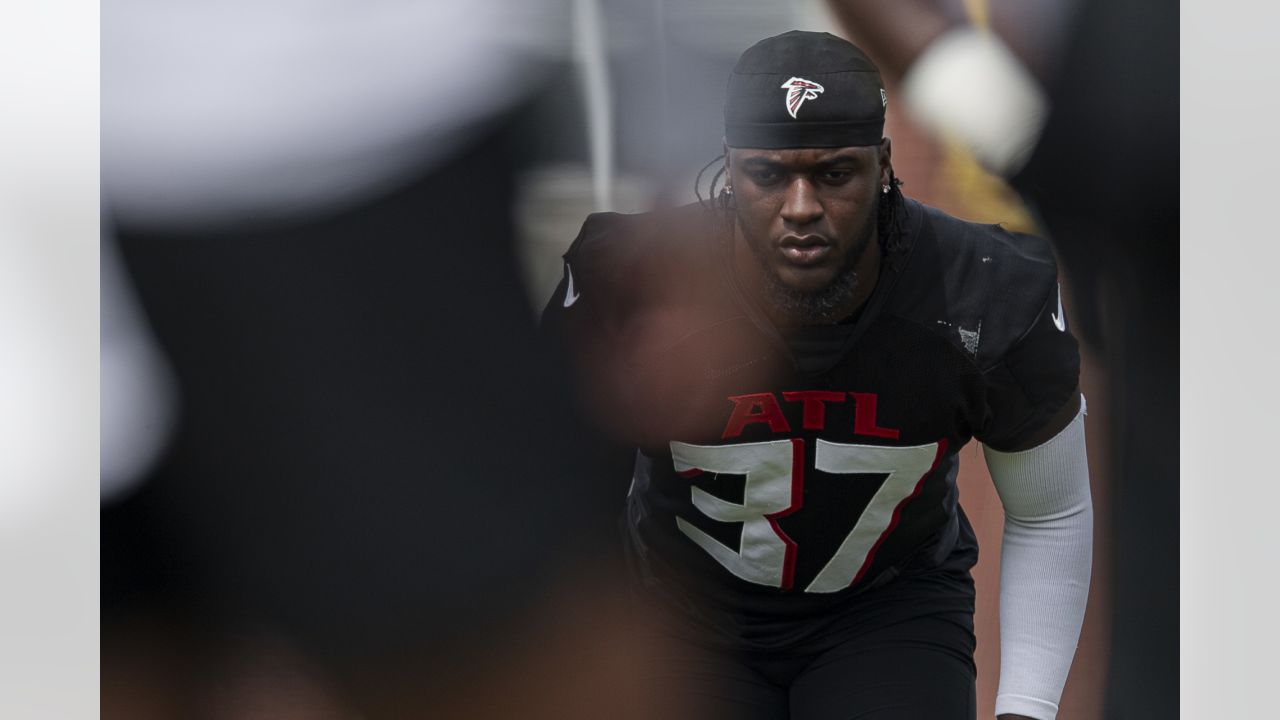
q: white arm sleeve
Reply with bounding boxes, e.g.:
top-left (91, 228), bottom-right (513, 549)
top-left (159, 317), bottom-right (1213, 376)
top-left (983, 398), bottom-right (1092, 720)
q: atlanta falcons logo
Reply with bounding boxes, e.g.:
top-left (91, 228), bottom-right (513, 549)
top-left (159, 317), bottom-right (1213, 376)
top-left (781, 77), bottom-right (825, 119)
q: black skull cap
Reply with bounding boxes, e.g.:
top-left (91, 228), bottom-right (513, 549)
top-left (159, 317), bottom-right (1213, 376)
top-left (724, 30), bottom-right (886, 149)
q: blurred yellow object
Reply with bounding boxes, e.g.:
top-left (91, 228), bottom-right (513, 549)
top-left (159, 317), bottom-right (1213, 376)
top-left (963, 0), bottom-right (989, 31)
top-left (938, 0), bottom-right (1037, 235)
top-left (939, 136), bottom-right (1039, 234)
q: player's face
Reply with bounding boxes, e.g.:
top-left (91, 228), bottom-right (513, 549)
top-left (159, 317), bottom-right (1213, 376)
top-left (727, 141), bottom-right (891, 296)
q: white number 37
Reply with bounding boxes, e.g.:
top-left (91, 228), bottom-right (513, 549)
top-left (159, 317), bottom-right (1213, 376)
top-left (671, 438), bottom-right (942, 593)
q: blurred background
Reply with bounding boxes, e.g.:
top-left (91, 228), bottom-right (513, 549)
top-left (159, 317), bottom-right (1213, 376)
top-left (96, 0), bottom-right (1174, 717)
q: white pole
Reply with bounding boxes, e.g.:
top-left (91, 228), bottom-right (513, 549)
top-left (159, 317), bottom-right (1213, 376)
top-left (572, 0), bottom-right (614, 212)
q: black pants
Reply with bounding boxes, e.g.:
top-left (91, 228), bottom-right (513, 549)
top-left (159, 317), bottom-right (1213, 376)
top-left (641, 572), bottom-right (977, 720)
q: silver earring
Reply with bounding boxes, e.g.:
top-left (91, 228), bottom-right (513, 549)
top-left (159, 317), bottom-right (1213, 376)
top-left (718, 184), bottom-right (735, 210)
top-left (881, 184), bottom-right (890, 194)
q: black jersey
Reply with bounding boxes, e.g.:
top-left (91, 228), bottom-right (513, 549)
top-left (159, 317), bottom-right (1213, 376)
top-left (544, 198), bottom-right (1079, 648)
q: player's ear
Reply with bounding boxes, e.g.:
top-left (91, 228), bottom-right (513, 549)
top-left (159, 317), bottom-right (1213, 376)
top-left (878, 137), bottom-right (893, 187)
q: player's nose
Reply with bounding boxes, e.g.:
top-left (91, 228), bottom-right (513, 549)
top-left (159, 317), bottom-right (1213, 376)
top-left (779, 177), bottom-right (822, 226)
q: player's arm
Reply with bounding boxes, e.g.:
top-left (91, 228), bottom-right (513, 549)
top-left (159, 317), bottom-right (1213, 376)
top-left (538, 215), bottom-right (641, 478)
top-left (537, 214), bottom-right (626, 435)
top-left (985, 394), bottom-right (1092, 720)
top-left (978, 270), bottom-right (1091, 720)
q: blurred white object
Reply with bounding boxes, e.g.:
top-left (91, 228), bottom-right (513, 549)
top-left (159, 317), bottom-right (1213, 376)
top-left (100, 0), bottom-right (569, 490)
top-left (573, 0), bottom-right (615, 212)
top-left (100, 232), bottom-right (178, 501)
top-left (102, 0), bottom-right (570, 228)
top-left (900, 26), bottom-right (1048, 177)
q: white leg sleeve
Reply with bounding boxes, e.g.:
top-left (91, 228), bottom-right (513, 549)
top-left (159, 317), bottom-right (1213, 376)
top-left (983, 399), bottom-right (1092, 720)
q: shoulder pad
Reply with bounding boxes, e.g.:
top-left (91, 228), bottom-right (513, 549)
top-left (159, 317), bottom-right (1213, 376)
top-left (891, 202), bottom-right (1062, 369)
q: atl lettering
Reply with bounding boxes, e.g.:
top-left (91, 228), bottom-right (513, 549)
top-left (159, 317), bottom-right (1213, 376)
top-left (721, 391), bottom-right (901, 440)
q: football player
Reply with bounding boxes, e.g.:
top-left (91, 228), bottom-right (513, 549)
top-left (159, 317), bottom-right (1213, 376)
top-left (544, 31), bottom-right (1091, 720)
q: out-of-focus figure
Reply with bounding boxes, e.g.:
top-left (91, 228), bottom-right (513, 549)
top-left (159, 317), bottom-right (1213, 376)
top-left (101, 1), bottom-right (698, 717)
top-left (827, 1), bottom-right (1178, 717)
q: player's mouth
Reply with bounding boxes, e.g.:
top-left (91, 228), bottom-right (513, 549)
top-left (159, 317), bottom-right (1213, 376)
top-left (778, 235), bottom-right (831, 266)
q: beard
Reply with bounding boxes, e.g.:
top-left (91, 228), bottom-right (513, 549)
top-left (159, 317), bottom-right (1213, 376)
top-left (743, 213), bottom-right (877, 326)
top-left (755, 256), bottom-right (862, 325)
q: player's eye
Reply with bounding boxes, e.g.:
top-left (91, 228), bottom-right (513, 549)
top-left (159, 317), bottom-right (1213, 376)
top-left (746, 168), bottom-right (782, 186)
top-left (818, 169), bottom-right (852, 184)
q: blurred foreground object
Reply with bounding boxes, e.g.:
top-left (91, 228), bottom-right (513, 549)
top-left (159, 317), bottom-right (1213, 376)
top-left (102, 0), bottom-right (568, 230)
top-left (101, 1), bottom-right (695, 716)
top-left (829, 0), bottom-right (1178, 716)
top-left (100, 231), bottom-right (177, 501)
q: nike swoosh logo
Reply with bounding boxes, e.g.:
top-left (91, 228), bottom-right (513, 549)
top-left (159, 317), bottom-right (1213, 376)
top-left (563, 262), bottom-right (580, 308)
top-left (1050, 283), bottom-right (1066, 331)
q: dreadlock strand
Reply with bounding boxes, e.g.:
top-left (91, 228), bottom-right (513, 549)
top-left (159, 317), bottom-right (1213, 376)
top-left (877, 174), bottom-right (907, 258)
top-left (694, 153), bottom-right (726, 211)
